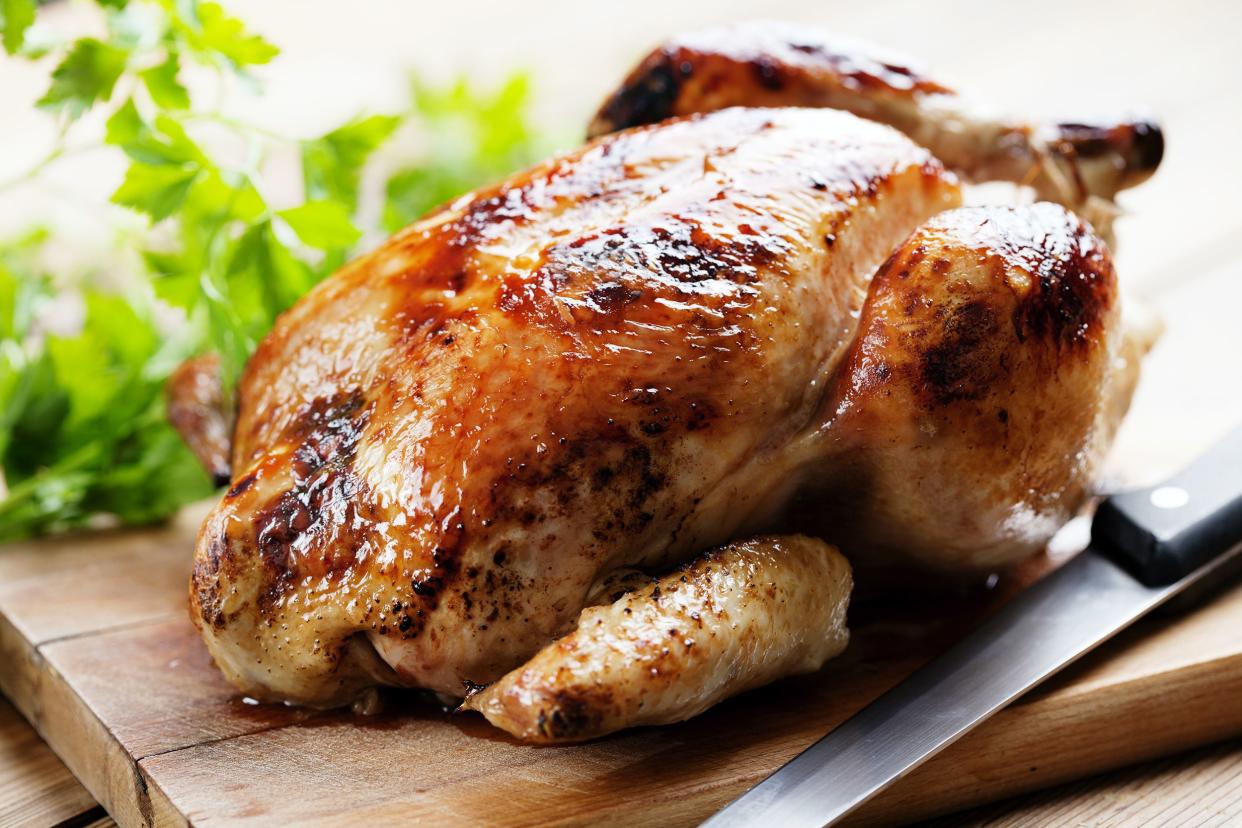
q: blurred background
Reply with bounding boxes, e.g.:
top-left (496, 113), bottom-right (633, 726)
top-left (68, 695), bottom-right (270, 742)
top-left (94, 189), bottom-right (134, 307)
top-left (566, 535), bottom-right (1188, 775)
top-left (3, 0), bottom-right (1240, 289)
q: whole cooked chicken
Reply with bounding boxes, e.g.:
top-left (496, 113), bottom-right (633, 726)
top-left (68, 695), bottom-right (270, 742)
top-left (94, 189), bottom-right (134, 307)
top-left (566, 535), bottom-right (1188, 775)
top-left (174, 22), bottom-right (1163, 742)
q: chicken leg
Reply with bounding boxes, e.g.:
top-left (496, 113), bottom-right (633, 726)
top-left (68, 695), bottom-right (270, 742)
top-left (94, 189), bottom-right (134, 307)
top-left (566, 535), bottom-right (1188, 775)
top-left (589, 21), bottom-right (1163, 239)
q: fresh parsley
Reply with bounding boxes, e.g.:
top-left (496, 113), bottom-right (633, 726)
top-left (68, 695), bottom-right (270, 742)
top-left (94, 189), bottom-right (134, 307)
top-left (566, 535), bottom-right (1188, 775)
top-left (0, 0), bottom-right (554, 539)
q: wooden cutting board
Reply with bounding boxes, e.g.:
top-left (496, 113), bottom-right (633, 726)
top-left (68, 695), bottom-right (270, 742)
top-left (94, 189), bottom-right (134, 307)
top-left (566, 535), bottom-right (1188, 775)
top-left (1, 261), bottom-right (1241, 828)
top-left (2, 507), bottom-right (1242, 828)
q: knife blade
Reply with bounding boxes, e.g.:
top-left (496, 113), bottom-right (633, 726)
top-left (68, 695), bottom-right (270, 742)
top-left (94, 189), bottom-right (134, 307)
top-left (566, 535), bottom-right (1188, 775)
top-left (703, 423), bottom-right (1242, 828)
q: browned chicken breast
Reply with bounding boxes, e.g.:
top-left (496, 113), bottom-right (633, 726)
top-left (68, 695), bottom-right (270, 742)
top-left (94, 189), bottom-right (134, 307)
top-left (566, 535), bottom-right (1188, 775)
top-left (193, 106), bottom-right (954, 709)
top-left (177, 23), bottom-right (1162, 742)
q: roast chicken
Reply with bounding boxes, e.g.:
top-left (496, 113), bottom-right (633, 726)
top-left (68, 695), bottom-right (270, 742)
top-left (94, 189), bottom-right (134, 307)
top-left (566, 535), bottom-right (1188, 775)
top-left (174, 22), bottom-right (1163, 742)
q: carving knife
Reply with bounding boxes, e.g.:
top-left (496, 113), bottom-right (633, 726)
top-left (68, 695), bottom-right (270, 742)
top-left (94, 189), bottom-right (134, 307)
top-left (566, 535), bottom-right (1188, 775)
top-left (704, 424), bottom-right (1242, 827)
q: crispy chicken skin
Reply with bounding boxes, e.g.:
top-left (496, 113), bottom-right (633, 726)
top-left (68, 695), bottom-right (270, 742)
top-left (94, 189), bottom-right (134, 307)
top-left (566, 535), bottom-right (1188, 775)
top-left (465, 534), bottom-right (851, 742)
top-left (179, 23), bottom-right (1163, 742)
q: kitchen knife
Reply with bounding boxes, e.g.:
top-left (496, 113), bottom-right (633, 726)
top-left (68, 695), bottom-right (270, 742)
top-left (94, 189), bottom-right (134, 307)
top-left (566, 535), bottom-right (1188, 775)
top-left (703, 423), bottom-right (1242, 828)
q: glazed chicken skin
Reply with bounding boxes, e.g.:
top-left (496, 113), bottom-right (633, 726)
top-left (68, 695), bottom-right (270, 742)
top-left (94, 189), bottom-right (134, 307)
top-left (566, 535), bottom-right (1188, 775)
top-left (182, 23), bottom-right (1161, 742)
top-left (194, 106), bottom-right (955, 708)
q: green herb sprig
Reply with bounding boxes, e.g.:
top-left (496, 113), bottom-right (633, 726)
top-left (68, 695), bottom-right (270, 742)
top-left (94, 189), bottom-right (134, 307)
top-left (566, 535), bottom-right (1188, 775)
top-left (0, 0), bottom-right (554, 540)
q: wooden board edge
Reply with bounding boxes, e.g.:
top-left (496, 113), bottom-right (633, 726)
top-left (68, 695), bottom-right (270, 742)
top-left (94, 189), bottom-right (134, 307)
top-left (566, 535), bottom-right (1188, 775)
top-left (854, 648), bottom-right (1242, 826)
top-left (539, 648), bottom-right (1242, 827)
top-left (0, 611), bottom-right (40, 725)
top-left (0, 609), bottom-right (184, 828)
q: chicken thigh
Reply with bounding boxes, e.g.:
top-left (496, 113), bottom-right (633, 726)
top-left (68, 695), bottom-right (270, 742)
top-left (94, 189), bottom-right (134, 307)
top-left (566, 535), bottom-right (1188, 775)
top-left (181, 24), bottom-right (1160, 742)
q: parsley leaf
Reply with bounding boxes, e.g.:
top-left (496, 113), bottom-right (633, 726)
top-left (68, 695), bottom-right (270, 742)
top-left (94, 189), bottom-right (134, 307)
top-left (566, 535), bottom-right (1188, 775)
top-left (302, 114), bottom-right (401, 207)
top-left (182, 1), bottom-right (278, 69)
top-left (113, 163), bottom-right (201, 221)
top-left (0, 0), bottom-right (35, 56)
top-left (105, 100), bottom-right (204, 166)
top-left (37, 38), bottom-right (129, 119)
top-left (0, 258), bottom-right (212, 540)
top-left (278, 201), bottom-right (361, 250)
top-left (0, 0), bottom-right (554, 540)
top-left (140, 54), bottom-right (190, 109)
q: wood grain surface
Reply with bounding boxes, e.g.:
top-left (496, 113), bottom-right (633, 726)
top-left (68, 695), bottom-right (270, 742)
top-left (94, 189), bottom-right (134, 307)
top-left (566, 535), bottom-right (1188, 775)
top-left (923, 737), bottom-right (1242, 828)
top-left (0, 695), bottom-right (104, 828)
top-left (2, 0), bottom-right (1242, 825)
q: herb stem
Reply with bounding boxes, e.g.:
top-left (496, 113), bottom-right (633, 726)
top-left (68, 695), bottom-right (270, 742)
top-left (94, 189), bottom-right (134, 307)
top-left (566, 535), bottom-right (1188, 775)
top-left (176, 111), bottom-right (293, 144)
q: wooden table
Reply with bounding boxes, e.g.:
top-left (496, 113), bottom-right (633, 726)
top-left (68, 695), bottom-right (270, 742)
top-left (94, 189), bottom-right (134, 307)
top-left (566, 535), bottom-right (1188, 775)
top-left (4, 691), bottom-right (1241, 827)
top-left (2, 0), bottom-right (1241, 825)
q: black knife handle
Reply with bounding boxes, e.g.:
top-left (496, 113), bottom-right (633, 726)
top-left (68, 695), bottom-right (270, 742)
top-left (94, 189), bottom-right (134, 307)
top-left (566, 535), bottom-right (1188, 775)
top-left (1092, 424), bottom-right (1242, 586)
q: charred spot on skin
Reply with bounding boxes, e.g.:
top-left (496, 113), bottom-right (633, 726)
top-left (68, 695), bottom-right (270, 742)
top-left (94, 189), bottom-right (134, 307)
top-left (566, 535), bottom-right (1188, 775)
top-left (926, 206), bottom-right (1113, 353)
top-left (920, 300), bottom-right (1004, 406)
top-left (391, 518), bottom-right (468, 629)
top-left (751, 56), bottom-right (785, 90)
top-left (584, 281), bottom-right (643, 315)
top-left (411, 578), bottom-right (439, 597)
top-left (193, 537), bottom-right (228, 629)
top-left (529, 217), bottom-right (786, 328)
top-left (906, 245), bottom-right (928, 272)
top-left (491, 430), bottom-right (669, 542)
top-left (640, 420), bottom-right (667, 436)
top-left (592, 50), bottom-right (690, 134)
top-left (685, 400), bottom-right (715, 431)
top-left (786, 38), bottom-right (951, 97)
top-left (248, 390), bottom-right (376, 610)
top-left (1011, 251), bottom-right (1112, 351)
top-left (226, 472), bottom-right (258, 499)
top-left (537, 690), bottom-right (609, 741)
